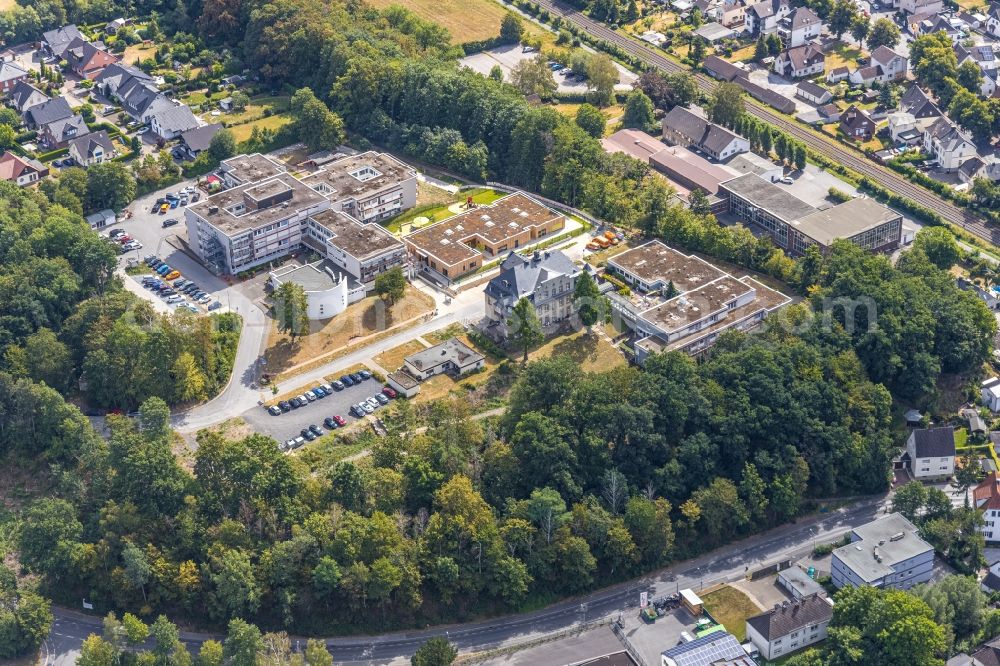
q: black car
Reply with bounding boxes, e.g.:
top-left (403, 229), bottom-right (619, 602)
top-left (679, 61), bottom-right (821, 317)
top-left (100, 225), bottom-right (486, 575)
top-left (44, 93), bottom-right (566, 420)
top-left (289, 398), bottom-right (301, 409)
top-left (144, 255), bottom-right (159, 265)
top-left (309, 424), bottom-right (323, 437)
top-left (323, 416), bottom-right (337, 429)
top-left (350, 405), bottom-right (365, 418)
top-left (184, 284), bottom-right (200, 293)
top-left (150, 259), bottom-right (164, 269)
top-left (301, 428), bottom-right (316, 441)
top-left (359, 370), bottom-right (372, 380)
top-left (350, 373), bottom-right (363, 383)
top-left (340, 375), bottom-right (355, 386)
top-left (162, 218), bottom-right (179, 228)
top-left (278, 400), bottom-right (291, 412)
top-left (332, 380), bottom-right (345, 391)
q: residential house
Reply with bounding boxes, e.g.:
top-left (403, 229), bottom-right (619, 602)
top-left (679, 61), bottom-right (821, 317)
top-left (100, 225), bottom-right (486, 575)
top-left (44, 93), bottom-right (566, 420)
top-left (826, 66), bottom-right (850, 83)
top-left (662, 633), bottom-right (755, 666)
top-left (64, 38), bottom-right (117, 79)
top-left (904, 426), bottom-right (956, 480)
top-left (177, 123), bottom-right (222, 159)
top-left (68, 130), bottom-right (116, 166)
top-left (900, 85), bottom-right (942, 130)
top-left (982, 377), bottom-right (1000, 412)
top-left (40, 24), bottom-right (84, 59)
top-left (775, 43), bottom-right (825, 79)
top-left (924, 116), bottom-right (978, 171)
top-left (120, 84), bottom-right (168, 123)
top-left (839, 105), bottom-right (876, 141)
top-left (95, 62), bottom-right (153, 100)
top-left (720, 0), bottom-right (752, 28)
top-left (148, 103), bottom-right (200, 140)
top-left (38, 114), bottom-right (86, 149)
top-left (746, 0), bottom-right (790, 35)
top-left (887, 111), bottom-right (921, 144)
top-left (745, 596), bottom-right (834, 661)
top-left (483, 249), bottom-right (581, 340)
top-left (831, 513), bottom-right (935, 589)
top-left (795, 80), bottom-right (832, 105)
top-left (661, 106), bottom-right (750, 160)
top-left (777, 6), bottom-right (821, 47)
top-left (958, 10), bottom-right (986, 30)
top-left (816, 103), bottom-right (842, 122)
top-left (901, 0), bottom-right (943, 14)
top-left (955, 43), bottom-right (998, 76)
top-left (914, 14), bottom-right (964, 41)
top-left (105, 17), bottom-right (127, 34)
top-left (23, 96), bottom-right (72, 129)
top-left (8, 81), bottom-right (47, 114)
top-left (0, 152), bottom-right (47, 186)
top-left (989, 3), bottom-right (1000, 38)
top-left (948, 635), bottom-right (1000, 666)
top-left (870, 46), bottom-right (909, 82)
top-left (974, 473), bottom-right (1000, 542)
top-left (849, 65), bottom-right (884, 87)
top-left (0, 61), bottom-right (28, 92)
top-left (402, 338), bottom-right (485, 381)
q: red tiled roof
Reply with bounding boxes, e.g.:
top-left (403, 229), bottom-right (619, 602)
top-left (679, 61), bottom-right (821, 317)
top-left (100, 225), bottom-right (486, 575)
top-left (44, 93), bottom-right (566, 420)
top-left (975, 472), bottom-right (1000, 511)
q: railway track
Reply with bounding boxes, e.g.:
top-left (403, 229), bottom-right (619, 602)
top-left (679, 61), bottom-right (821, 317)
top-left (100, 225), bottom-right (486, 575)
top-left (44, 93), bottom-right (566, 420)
top-left (533, 0), bottom-right (1000, 247)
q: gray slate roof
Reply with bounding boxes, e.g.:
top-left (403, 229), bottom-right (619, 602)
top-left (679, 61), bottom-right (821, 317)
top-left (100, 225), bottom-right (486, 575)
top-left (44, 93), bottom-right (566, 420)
top-left (42, 24), bottom-right (84, 57)
top-left (746, 596), bottom-right (832, 641)
top-left (151, 104), bottom-right (199, 134)
top-left (911, 426), bottom-right (956, 458)
top-left (662, 106), bottom-right (744, 155)
top-left (69, 130), bottom-right (114, 159)
top-left (0, 60), bottom-right (27, 84)
top-left (24, 96), bottom-right (72, 126)
top-left (484, 250), bottom-right (580, 306)
top-left (180, 123), bottom-right (223, 153)
top-left (9, 81), bottom-right (46, 112)
top-left (45, 114), bottom-right (87, 142)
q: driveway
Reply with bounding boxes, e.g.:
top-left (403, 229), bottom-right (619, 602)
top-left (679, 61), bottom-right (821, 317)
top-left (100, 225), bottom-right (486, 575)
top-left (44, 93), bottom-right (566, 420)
top-left (746, 69), bottom-right (813, 114)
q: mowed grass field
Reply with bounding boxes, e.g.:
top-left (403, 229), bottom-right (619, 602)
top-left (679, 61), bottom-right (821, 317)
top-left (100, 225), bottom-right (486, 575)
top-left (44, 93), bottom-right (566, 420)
top-left (366, 0), bottom-right (517, 43)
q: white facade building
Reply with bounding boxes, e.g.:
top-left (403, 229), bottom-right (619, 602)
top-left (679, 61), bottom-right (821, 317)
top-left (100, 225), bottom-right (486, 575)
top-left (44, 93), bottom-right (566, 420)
top-left (982, 377), bottom-right (1000, 412)
top-left (269, 262), bottom-right (351, 321)
top-left (745, 596), bottom-right (833, 661)
top-left (904, 426), bottom-right (956, 480)
top-left (831, 513), bottom-right (935, 590)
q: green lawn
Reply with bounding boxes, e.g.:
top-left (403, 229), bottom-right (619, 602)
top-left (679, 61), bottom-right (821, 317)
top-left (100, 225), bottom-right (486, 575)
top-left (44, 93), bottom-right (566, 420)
top-left (227, 113), bottom-right (294, 143)
top-left (701, 586), bottom-right (761, 642)
top-left (383, 187), bottom-right (508, 233)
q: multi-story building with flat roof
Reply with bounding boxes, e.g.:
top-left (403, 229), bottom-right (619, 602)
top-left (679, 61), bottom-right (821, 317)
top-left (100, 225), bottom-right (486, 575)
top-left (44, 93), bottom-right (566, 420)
top-left (605, 241), bottom-right (791, 361)
top-left (185, 173), bottom-right (329, 275)
top-left (301, 151), bottom-right (417, 224)
top-left (831, 513), bottom-right (934, 590)
top-left (303, 209), bottom-right (407, 285)
top-left (719, 174), bottom-right (903, 255)
top-left (190, 153), bottom-right (414, 285)
top-left (404, 192), bottom-right (566, 282)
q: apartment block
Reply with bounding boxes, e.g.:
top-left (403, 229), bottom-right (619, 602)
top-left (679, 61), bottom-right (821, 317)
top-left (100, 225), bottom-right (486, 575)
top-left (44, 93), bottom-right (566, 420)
top-left (301, 151), bottom-right (417, 224)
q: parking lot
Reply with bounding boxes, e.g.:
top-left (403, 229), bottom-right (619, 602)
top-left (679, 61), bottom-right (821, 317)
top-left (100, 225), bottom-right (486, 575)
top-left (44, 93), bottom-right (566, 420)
top-left (241, 373), bottom-right (393, 445)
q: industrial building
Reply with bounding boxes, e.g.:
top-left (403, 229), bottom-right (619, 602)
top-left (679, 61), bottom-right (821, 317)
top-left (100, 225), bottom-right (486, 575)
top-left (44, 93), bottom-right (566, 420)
top-left (830, 513), bottom-right (934, 590)
top-left (718, 174), bottom-right (903, 255)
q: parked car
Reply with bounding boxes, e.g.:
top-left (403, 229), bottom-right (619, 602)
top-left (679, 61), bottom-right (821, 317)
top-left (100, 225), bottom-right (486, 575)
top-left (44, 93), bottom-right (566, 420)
top-left (374, 393), bottom-right (389, 405)
top-left (157, 265), bottom-right (171, 275)
top-left (332, 380), bottom-right (345, 391)
top-left (165, 270), bottom-right (181, 280)
top-left (179, 303), bottom-right (199, 313)
top-left (778, 176), bottom-right (794, 185)
top-left (350, 373), bottom-right (363, 383)
top-left (278, 400), bottom-right (291, 412)
top-left (301, 428), bottom-right (316, 441)
top-left (365, 397), bottom-right (380, 410)
top-left (165, 295), bottom-right (183, 303)
top-left (208, 301), bottom-right (222, 311)
top-left (361, 401), bottom-right (374, 414)
top-left (324, 416), bottom-right (338, 429)
top-left (333, 415), bottom-right (346, 427)
top-left (309, 424), bottom-right (323, 437)
top-left (382, 386), bottom-right (397, 399)
top-left (320, 383), bottom-right (333, 394)
top-left (159, 203), bottom-right (169, 214)
top-left (109, 229), bottom-right (126, 239)
top-left (292, 436), bottom-right (305, 448)
top-left (163, 218), bottom-right (179, 228)
top-left (297, 394), bottom-right (309, 405)
top-left (289, 398), bottom-right (301, 409)
top-left (313, 386), bottom-right (326, 398)
top-left (359, 369), bottom-right (372, 380)
top-left (341, 375), bottom-right (355, 386)
top-left (197, 295), bottom-right (212, 304)
top-left (174, 279), bottom-right (189, 289)
top-left (304, 391), bottom-right (316, 402)
top-left (350, 405), bottom-right (366, 418)
top-left (267, 405), bottom-right (281, 416)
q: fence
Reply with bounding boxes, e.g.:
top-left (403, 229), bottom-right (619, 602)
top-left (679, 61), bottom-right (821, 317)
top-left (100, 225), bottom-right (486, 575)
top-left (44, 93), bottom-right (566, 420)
top-left (611, 620), bottom-right (652, 666)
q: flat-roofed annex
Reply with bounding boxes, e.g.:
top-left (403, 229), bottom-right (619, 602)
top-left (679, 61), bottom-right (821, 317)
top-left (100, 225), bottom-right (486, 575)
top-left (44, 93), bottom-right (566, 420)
top-left (404, 192), bottom-right (563, 268)
top-left (608, 241), bottom-right (725, 292)
top-left (639, 275), bottom-right (753, 333)
top-left (301, 151), bottom-right (416, 201)
top-left (309, 209), bottom-right (404, 261)
top-left (220, 153), bottom-right (286, 184)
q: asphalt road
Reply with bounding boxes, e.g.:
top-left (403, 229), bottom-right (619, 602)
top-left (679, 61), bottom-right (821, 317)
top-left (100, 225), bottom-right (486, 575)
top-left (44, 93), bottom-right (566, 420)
top-left (45, 495), bottom-right (888, 665)
top-left (528, 0), bottom-right (1000, 247)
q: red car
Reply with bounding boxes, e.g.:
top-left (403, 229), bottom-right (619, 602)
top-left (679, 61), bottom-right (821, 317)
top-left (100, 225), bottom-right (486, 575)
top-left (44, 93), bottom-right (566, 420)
top-left (117, 235), bottom-right (132, 243)
top-left (333, 415), bottom-right (346, 427)
top-left (382, 386), bottom-right (397, 399)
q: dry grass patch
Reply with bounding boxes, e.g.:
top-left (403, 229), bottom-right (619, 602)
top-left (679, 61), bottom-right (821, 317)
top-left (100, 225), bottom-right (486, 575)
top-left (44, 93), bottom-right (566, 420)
top-left (374, 340), bottom-right (429, 372)
top-left (265, 286), bottom-right (435, 374)
top-left (531, 330), bottom-right (626, 372)
top-left (366, 0), bottom-right (512, 43)
top-left (701, 585), bottom-right (762, 642)
top-left (123, 43), bottom-right (157, 64)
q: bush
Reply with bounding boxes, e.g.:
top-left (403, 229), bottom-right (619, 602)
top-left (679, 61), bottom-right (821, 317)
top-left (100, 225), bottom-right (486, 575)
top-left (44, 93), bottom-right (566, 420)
top-left (828, 187), bottom-right (852, 203)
